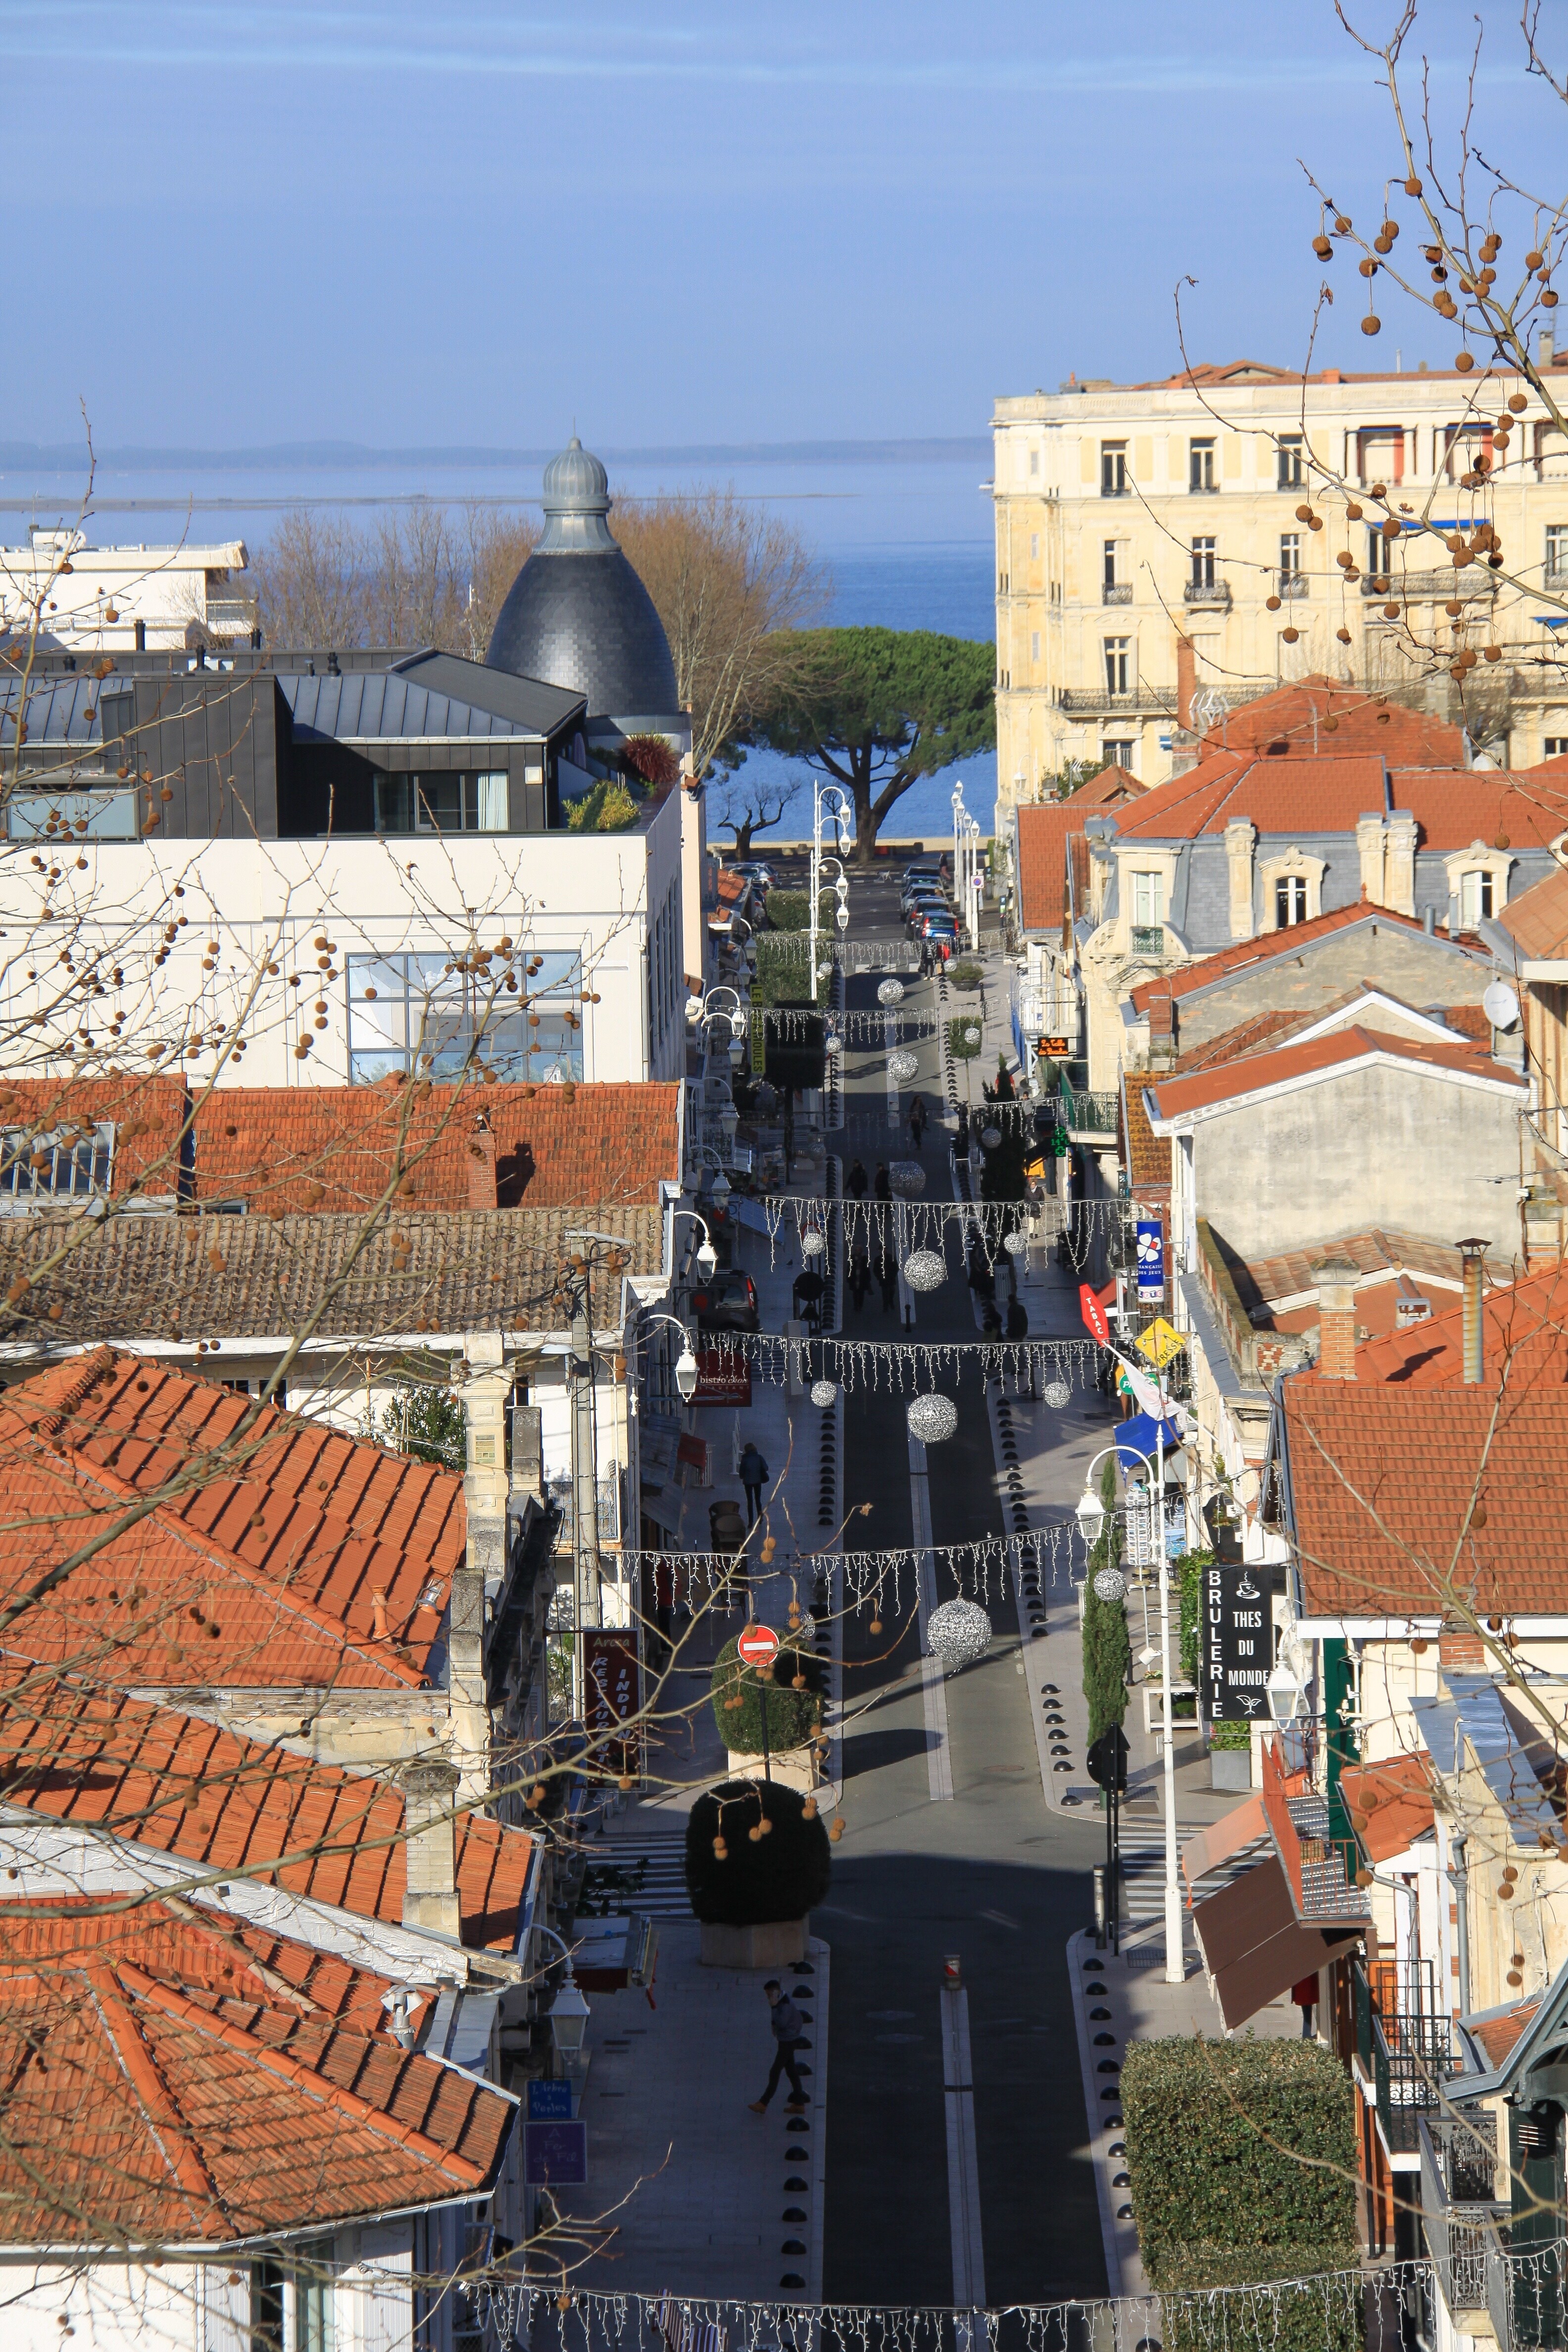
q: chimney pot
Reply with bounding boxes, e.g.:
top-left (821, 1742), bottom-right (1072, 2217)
top-left (1310, 1255), bottom-right (1362, 1379)
top-left (370, 1586), bottom-right (390, 1640)
top-left (1457, 1238), bottom-right (1489, 1384)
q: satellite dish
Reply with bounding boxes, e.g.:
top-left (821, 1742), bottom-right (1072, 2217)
top-left (1482, 980), bottom-right (1520, 1030)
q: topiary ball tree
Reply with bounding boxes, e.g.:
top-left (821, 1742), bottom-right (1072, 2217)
top-left (685, 1779), bottom-right (831, 1925)
top-left (710, 1635), bottom-right (825, 1756)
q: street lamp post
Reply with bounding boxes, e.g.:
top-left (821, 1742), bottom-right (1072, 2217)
top-left (810, 782), bottom-right (853, 1004)
top-left (1076, 1421), bottom-right (1185, 1984)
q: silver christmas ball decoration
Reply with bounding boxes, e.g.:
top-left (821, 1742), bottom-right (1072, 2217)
top-left (1003, 1228), bottom-right (1027, 1256)
top-left (980, 1125), bottom-right (1002, 1151)
top-left (888, 1049), bottom-right (919, 1084)
top-left (801, 1227), bottom-right (826, 1257)
top-left (927, 1597), bottom-right (992, 1676)
top-left (1093, 1566), bottom-right (1127, 1604)
top-left (810, 1378), bottom-right (838, 1409)
top-left (964, 1025), bottom-right (981, 1047)
top-left (888, 1160), bottom-right (927, 1198)
top-left (825, 1031), bottom-right (843, 1055)
top-left (1043, 1378), bottom-right (1071, 1410)
top-left (877, 978), bottom-right (906, 1007)
top-left (902, 1249), bottom-right (946, 1293)
top-left (906, 1392), bottom-right (958, 1444)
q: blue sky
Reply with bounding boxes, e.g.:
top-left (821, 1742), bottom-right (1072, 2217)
top-left (3, 1), bottom-right (1560, 448)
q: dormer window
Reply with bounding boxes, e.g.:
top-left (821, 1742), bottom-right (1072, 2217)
top-left (1460, 869), bottom-right (1494, 925)
top-left (0, 1124), bottom-right (113, 1205)
top-left (1275, 876), bottom-right (1308, 926)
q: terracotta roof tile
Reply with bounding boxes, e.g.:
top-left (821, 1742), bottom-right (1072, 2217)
top-left (1113, 752), bottom-right (1388, 842)
top-left (0, 1899), bottom-right (513, 2245)
top-left (0, 1353), bottom-right (467, 1688)
top-left (1016, 770), bottom-right (1146, 933)
top-left (1471, 1998), bottom-right (1541, 2065)
top-left (1143, 1025), bottom-right (1523, 1124)
top-left (1283, 1380), bottom-right (1568, 1616)
top-left (1497, 862), bottom-right (1568, 963)
top-left (1198, 676), bottom-right (1465, 765)
top-left (0, 1677), bottom-right (539, 1953)
top-left (0, 1076), bottom-right (187, 1200)
top-left (1339, 1753), bottom-right (1436, 1862)
top-left (1121, 1082), bottom-right (1170, 1195)
top-left (1353, 1260), bottom-right (1568, 1388)
top-left (1392, 770), bottom-right (1568, 853)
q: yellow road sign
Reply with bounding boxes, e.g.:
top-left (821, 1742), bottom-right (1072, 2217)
top-left (1135, 1316), bottom-right (1184, 1369)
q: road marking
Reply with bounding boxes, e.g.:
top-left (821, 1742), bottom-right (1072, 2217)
top-left (908, 1431), bottom-right (953, 1802)
top-left (941, 1984), bottom-right (986, 2310)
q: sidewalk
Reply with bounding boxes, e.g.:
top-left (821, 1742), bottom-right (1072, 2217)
top-left (553, 1926), bottom-right (830, 2303)
top-left (1067, 1924), bottom-right (1299, 2299)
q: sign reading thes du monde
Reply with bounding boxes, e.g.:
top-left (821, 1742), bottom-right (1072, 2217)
top-left (1202, 1562), bottom-right (1271, 1720)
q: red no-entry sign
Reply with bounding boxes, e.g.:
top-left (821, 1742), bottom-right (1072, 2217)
top-left (737, 1624), bottom-right (781, 1668)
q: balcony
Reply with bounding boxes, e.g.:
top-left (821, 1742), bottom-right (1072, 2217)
top-left (1361, 568), bottom-right (1498, 600)
top-left (1183, 578), bottom-right (1231, 608)
top-left (1276, 574), bottom-right (1309, 599)
top-left (1353, 1956), bottom-right (1461, 2161)
top-left (1260, 1737), bottom-right (1372, 1928)
top-left (1101, 582), bottom-right (1132, 604)
top-left (1056, 687), bottom-right (1174, 715)
top-left (1062, 1087), bottom-right (1119, 1137)
top-left (1128, 925), bottom-right (1166, 957)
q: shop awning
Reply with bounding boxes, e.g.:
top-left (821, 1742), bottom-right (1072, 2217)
top-left (1182, 1791), bottom-right (1267, 1893)
top-left (1193, 1854), bottom-right (1363, 2031)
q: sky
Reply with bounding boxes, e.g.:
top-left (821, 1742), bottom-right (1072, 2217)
top-left (4, 1), bottom-right (1565, 452)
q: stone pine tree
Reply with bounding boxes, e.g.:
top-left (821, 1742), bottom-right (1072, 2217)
top-left (1083, 1456), bottom-right (1131, 1743)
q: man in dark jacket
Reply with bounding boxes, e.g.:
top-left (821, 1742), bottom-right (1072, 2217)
top-left (738, 1441), bottom-right (769, 1528)
top-left (748, 1979), bottom-right (809, 2112)
top-left (846, 1159), bottom-right (868, 1199)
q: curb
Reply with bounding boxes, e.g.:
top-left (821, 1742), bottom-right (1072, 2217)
top-left (1067, 1926), bottom-right (1128, 2303)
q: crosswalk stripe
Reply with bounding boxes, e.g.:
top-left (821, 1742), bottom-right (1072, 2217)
top-left (580, 1841), bottom-right (692, 1920)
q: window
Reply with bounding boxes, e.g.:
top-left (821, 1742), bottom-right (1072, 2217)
top-left (1546, 737), bottom-right (1568, 757)
top-left (251, 2263), bottom-right (285, 2352)
top-left (8, 787), bottom-right (138, 840)
top-left (1547, 526), bottom-right (1568, 584)
top-left (1131, 871), bottom-right (1165, 927)
top-left (1460, 870), bottom-right (1495, 926)
top-left (1190, 537), bottom-right (1217, 588)
top-left (1030, 631), bottom-right (1041, 662)
top-left (1279, 532), bottom-right (1301, 580)
top-left (1029, 448), bottom-right (1040, 477)
top-left (1103, 738), bottom-right (1135, 771)
top-left (1274, 875), bottom-right (1308, 927)
top-left (1029, 532), bottom-right (1040, 559)
top-left (1103, 637), bottom-right (1130, 695)
top-left (1443, 421), bottom-right (1493, 482)
top-left (0, 1123), bottom-right (113, 1207)
top-left (1103, 539), bottom-right (1119, 588)
top-left (1277, 436), bottom-right (1304, 490)
top-left (1189, 439), bottom-right (1216, 493)
top-left (295, 2255), bottom-right (336, 2352)
top-left (1356, 426), bottom-right (1407, 486)
top-left (1101, 442), bottom-right (1128, 497)
top-left (371, 772), bottom-right (509, 833)
top-left (345, 947), bottom-right (584, 1085)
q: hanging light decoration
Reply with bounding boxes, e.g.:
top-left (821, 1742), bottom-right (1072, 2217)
top-left (1092, 1566), bottom-right (1127, 1604)
top-left (825, 1031), bottom-right (843, 1056)
top-left (964, 1025), bottom-right (981, 1047)
top-left (1003, 1228), bottom-right (1027, 1256)
top-left (902, 1248), bottom-right (945, 1292)
top-left (907, 1392), bottom-right (958, 1444)
top-left (1043, 1378), bottom-right (1071, 1410)
top-left (801, 1227), bottom-right (826, 1258)
top-left (810, 1378), bottom-right (838, 1409)
top-left (888, 1161), bottom-right (927, 1198)
top-left (980, 1124), bottom-right (1002, 1151)
top-left (817, 961), bottom-right (833, 982)
top-left (927, 1596), bottom-right (992, 1675)
top-left (877, 978), bottom-right (906, 1007)
top-left (888, 1049), bottom-right (919, 1084)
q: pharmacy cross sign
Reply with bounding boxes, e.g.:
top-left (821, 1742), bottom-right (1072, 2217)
top-left (737, 1624), bottom-right (781, 1669)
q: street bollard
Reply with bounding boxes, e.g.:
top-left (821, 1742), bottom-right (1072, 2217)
top-left (1092, 1863), bottom-right (1108, 1949)
top-left (942, 1953), bottom-right (962, 1989)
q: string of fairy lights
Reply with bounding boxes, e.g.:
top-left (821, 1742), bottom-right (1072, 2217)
top-left (617, 1527), bottom-right (1085, 1610)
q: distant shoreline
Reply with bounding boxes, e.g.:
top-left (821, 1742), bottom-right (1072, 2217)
top-left (0, 436), bottom-right (991, 475)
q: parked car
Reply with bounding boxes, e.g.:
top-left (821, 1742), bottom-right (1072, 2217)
top-left (906, 895), bottom-right (951, 933)
top-left (900, 880), bottom-right (950, 913)
top-left (903, 857), bottom-right (951, 884)
top-left (692, 1268), bottom-right (760, 1332)
top-left (920, 912), bottom-right (962, 948)
top-left (728, 861), bottom-right (776, 889)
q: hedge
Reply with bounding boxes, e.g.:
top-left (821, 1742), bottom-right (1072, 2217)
top-left (1156, 2250), bottom-right (1366, 2352)
top-left (684, 1778), bottom-right (831, 1924)
top-left (1121, 2036), bottom-right (1358, 2309)
top-left (710, 1634), bottom-right (825, 1756)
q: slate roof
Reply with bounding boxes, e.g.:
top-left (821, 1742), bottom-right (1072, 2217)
top-left (0, 1353), bottom-right (466, 1689)
top-left (0, 1204), bottom-right (660, 1349)
top-left (1281, 1381), bottom-right (1568, 1617)
top-left (1142, 1025), bottom-right (1523, 1125)
top-left (0, 1678), bottom-right (538, 1951)
top-left (0, 1899), bottom-right (512, 2246)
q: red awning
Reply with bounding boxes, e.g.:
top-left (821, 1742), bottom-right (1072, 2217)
top-left (1193, 1855), bottom-right (1363, 2030)
top-left (1181, 1792), bottom-right (1267, 1893)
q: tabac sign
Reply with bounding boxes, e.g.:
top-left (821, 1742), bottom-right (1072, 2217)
top-left (1202, 1562), bottom-right (1271, 1721)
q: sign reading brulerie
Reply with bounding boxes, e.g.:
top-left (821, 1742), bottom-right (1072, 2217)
top-left (691, 1346), bottom-right (753, 1408)
top-left (1202, 1562), bottom-right (1272, 1720)
top-left (583, 1628), bottom-right (642, 1774)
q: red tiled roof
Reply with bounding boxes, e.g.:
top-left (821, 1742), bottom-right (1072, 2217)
top-left (0, 1900), bottom-right (512, 2245)
top-left (1392, 770), bottom-right (1568, 852)
top-left (192, 1081), bottom-right (678, 1213)
top-left (0, 1076), bottom-right (186, 1199)
top-left (0, 1677), bottom-right (538, 1953)
top-left (1339, 1754), bottom-right (1436, 1863)
top-left (1283, 1379), bottom-right (1568, 1616)
top-left (0, 1353), bottom-right (466, 1689)
top-left (1143, 1025), bottom-right (1523, 1124)
top-left (1113, 757), bottom-right (1568, 849)
top-left (1121, 1082), bottom-right (1170, 1195)
top-left (1497, 862), bottom-right (1568, 963)
top-left (1470, 1998), bottom-right (1542, 2065)
top-left (1353, 1261), bottom-right (1568, 1388)
top-left (1199, 676), bottom-right (1464, 766)
top-left (1016, 770), bottom-right (1146, 932)
top-left (1128, 904), bottom-right (1437, 1014)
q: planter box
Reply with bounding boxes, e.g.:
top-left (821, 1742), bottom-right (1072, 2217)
top-left (699, 1916), bottom-right (808, 1969)
top-left (1210, 1748), bottom-right (1253, 1792)
top-left (726, 1744), bottom-right (816, 1796)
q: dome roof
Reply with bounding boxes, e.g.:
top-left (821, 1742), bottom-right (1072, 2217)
top-left (486, 435), bottom-right (680, 722)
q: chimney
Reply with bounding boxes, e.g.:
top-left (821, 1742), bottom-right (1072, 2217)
top-left (399, 1760), bottom-right (462, 1938)
top-left (1543, 328), bottom-right (1557, 369)
top-left (1311, 1256), bottom-right (1362, 1379)
top-left (1457, 1238), bottom-right (1489, 1383)
top-left (1176, 634), bottom-right (1196, 733)
top-left (369, 1586), bottom-right (390, 1641)
top-left (1146, 991), bottom-right (1176, 1064)
top-left (1393, 1274), bottom-right (1431, 1328)
top-left (466, 1112), bottom-right (497, 1210)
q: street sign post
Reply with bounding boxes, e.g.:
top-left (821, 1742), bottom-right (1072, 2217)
top-left (1135, 1315), bottom-right (1183, 1370)
top-left (1086, 1725), bottom-right (1130, 1954)
top-left (736, 1624), bottom-right (780, 1669)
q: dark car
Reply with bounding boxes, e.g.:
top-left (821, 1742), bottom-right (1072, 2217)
top-left (692, 1268), bottom-right (760, 1332)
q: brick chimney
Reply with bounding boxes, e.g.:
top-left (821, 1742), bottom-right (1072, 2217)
top-left (399, 1760), bottom-right (462, 1938)
top-left (1457, 1238), bottom-right (1489, 1384)
top-left (1176, 634), bottom-right (1196, 732)
top-left (1311, 1256), bottom-right (1362, 1379)
top-left (1146, 991), bottom-right (1176, 1065)
top-left (466, 1112), bottom-right (497, 1210)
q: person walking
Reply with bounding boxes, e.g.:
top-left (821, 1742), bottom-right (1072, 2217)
top-left (1005, 1293), bottom-right (1029, 1343)
top-left (848, 1244), bottom-right (871, 1312)
top-left (846, 1159), bottom-right (868, 1200)
top-left (954, 1105), bottom-right (970, 1159)
top-left (738, 1440), bottom-right (770, 1529)
top-left (908, 1095), bottom-right (928, 1152)
top-left (748, 1979), bottom-right (810, 2113)
top-left (874, 1163), bottom-right (892, 1202)
top-left (876, 1249), bottom-right (899, 1315)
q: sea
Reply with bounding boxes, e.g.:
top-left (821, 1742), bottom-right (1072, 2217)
top-left (0, 445), bottom-right (998, 835)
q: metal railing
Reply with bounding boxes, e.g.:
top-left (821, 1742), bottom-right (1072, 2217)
top-left (1183, 579), bottom-right (1231, 606)
top-left (1062, 1088), bottom-right (1119, 1134)
top-left (1361, 568), bottom-right (1498, 599)
top-left (1353, 1956), bottom-right (1460, 2157)
top-left (1128, 925), bottom-right (1166, 957)
top-left (1056, 687), bottom-right (1174, 714)
top-left (1276, 573), bottom-right (1310, 598)
top-left (1101, 582), bottom-right (1133, 604)
top-left (1261, 1738), bottom-right (1372, 1925)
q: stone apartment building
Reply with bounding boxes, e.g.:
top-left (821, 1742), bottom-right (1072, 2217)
top-left (990, 352), bottom-right (1568, 811)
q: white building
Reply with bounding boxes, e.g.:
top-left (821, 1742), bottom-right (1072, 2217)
top-left (0, 524), bottom-right (252, 653)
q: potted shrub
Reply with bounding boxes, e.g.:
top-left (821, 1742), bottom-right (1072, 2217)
top-left (710, 1635), bottom-right (825, 1795)
top-left (685, 1778), bottom-right (831, 1967)
top-left (948, 959), bottom-right (984, 992)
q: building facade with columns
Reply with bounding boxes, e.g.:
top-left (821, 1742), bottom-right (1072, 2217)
top-left (990, 352), bottom-right (1568, 816)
